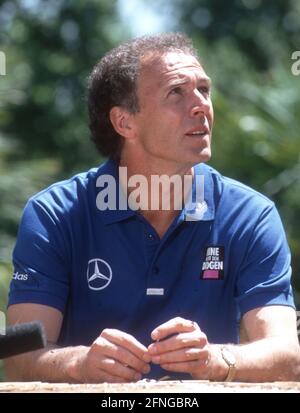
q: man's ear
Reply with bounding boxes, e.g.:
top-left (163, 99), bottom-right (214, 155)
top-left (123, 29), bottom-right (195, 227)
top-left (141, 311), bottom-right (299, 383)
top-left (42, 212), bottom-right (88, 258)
top-left (109, 106), bottom-right (135, 140)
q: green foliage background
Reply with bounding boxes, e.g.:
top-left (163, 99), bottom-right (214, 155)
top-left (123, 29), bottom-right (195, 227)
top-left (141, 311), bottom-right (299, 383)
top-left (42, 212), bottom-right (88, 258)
top-left (0, 0), bottom-right (299, 380)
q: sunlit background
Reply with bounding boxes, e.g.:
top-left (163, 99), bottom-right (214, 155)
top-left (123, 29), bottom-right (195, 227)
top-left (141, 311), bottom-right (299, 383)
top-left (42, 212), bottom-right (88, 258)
top-left (0, 0), bottom-right (300, 379)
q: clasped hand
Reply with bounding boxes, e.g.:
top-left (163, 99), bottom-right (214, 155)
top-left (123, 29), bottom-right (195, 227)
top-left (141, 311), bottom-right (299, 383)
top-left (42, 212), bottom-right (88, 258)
top-left (148, 316), bottom-right (210, 378)
top-left (80, 317), bottom-right (210, 383)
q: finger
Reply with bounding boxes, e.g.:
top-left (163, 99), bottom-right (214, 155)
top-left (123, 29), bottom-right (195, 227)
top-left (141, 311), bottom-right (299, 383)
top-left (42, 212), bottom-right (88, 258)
top-left (148, 330), bottom-right (207, 355)
top-left (151, 317), bottom-right (200, 341)
top-left (94, 337), bottom-right (150, 374)
top-left (100, 358), bottom-right (143, 382)
top-left (151, 347), bottom-right (208, 364)
top-left (81, 355), bottom-right (132, 384)
top-left (100, 329), bottom-right (150, 361)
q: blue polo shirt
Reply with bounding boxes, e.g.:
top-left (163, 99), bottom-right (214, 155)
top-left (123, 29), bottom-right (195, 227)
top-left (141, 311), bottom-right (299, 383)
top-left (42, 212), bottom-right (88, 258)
top-left (8, 159), bottom-right (294, 379)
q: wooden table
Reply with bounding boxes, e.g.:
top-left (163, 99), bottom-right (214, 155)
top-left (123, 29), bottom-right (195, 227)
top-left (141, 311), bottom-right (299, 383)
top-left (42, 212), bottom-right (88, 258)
top-left (0, 380), bottom-right (300, 393)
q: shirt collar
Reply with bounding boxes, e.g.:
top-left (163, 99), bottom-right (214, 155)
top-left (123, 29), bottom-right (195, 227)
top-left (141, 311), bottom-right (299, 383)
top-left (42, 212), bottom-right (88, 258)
top-left (182, 163), bottom-right (215, 222)
top-left (96, 159), bottom-right (215, 225)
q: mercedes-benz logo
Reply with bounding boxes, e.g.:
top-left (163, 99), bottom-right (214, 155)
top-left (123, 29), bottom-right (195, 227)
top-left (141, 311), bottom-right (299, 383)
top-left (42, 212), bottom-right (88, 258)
top-left (87, 258), bottom-right (112, 291)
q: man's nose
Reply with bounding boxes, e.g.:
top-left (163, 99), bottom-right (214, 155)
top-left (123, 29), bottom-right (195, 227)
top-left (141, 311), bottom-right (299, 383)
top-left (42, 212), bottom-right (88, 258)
top-left (189, 90), bottom-right (211, 117)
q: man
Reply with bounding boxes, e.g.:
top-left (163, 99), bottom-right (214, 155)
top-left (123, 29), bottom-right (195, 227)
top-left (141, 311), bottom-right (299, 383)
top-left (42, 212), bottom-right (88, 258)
top-left (5, 33), bottom-right (300, 383)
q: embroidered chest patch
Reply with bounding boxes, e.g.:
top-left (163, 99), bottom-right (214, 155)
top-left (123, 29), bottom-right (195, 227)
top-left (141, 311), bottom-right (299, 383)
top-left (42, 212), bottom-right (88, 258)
top-left (201, 246), bottom-right (225, 280)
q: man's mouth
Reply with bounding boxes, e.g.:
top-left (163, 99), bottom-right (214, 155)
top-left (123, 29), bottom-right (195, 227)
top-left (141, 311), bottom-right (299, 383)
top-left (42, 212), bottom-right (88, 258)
top-left (186, 131), bottom-right (207, 136)
top-left (185, 128), bottom-right (209, 137)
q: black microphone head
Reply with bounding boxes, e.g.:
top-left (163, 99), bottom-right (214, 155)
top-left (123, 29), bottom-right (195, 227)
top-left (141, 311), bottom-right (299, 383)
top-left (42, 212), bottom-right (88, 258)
top-left (0, 321), bottom-right (46, 359)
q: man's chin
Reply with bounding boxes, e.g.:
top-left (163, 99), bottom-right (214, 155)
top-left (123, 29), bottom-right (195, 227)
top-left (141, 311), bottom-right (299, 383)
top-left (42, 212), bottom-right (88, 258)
top-left (195, 148), bottom-right (211, 164)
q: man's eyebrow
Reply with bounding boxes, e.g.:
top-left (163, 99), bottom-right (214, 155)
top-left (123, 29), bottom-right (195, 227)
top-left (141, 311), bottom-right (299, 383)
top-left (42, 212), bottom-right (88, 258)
top-left (165, 76), bottom-right (212, 89)
top-left (165, 79), bottom-right (189, 89)
top-left (199, 77), bottom-right (212, 86)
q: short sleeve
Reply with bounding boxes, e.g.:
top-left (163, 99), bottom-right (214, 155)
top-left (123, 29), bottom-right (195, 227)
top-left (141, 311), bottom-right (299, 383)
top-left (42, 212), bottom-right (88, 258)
top-left (236, 204), bottom-right (295, 316)
top-left (8, 198), bottom-right (70, 313)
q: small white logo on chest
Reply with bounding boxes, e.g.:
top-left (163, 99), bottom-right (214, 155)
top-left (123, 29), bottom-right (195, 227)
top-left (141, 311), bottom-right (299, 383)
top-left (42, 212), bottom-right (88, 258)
top-left (87, 259), bottom-right (112, 291)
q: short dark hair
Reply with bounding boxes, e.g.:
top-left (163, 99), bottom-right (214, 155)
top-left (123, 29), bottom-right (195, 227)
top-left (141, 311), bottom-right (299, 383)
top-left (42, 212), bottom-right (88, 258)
top-left (87, 32), bottom-right (198, 159)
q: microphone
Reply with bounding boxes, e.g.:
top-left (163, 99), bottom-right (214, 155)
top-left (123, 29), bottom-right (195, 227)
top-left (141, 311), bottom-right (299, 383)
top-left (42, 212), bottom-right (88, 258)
top-left (0, 321), bottom-right (46, 359)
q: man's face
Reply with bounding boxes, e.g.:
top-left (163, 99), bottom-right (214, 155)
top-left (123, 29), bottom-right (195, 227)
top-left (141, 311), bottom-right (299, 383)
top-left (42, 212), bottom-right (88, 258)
top-left (131, 51), bottom-right (214, 170)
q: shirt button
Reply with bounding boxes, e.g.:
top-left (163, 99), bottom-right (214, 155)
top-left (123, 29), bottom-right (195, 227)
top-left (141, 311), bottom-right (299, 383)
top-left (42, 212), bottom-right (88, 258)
top-left (148, 234), bottom-right (154, 240)
top-left (153, 266), bottom-right (160, 274)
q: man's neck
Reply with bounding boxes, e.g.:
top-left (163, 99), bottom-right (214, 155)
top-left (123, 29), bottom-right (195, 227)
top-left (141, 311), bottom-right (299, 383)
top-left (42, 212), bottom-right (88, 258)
top-left (118, 152), bottom-right (194, 238)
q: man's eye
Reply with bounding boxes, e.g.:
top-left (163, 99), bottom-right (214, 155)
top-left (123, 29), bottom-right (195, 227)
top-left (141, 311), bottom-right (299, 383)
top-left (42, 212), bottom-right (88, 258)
top-left (198, 86), bottom-right (210, 95)
top-left (170, 87), bottom-right (182, 95)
